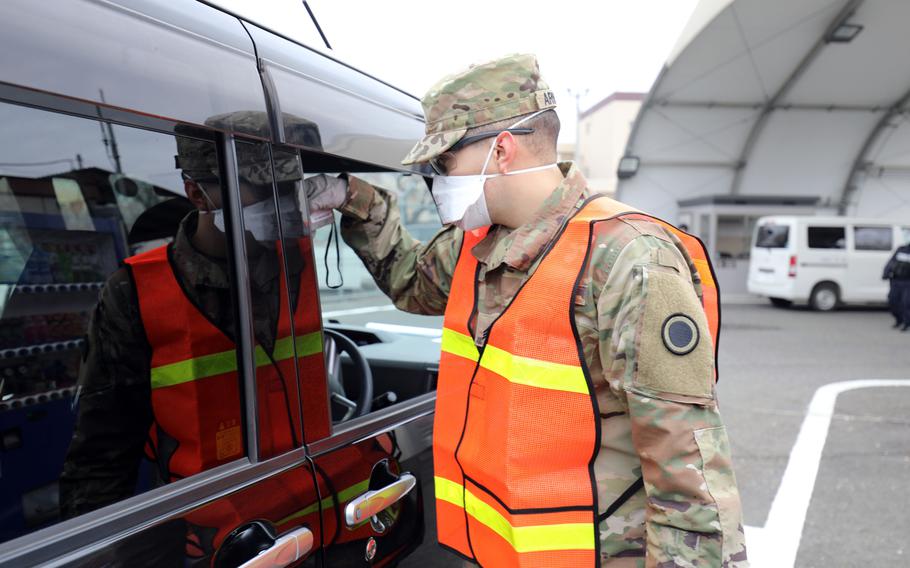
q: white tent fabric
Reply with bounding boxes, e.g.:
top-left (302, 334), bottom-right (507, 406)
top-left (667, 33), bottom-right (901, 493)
top-left (617, 0), bottom-right (910, 223)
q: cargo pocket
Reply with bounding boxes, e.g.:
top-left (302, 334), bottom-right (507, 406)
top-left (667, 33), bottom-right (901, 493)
top-left (694, 426), bottom-right (742, 560)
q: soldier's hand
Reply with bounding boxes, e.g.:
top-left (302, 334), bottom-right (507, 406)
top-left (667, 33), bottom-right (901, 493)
top-left (305, 174), bottom-right (348, 211)
top-left (304, 174), bottom-right (348, 230)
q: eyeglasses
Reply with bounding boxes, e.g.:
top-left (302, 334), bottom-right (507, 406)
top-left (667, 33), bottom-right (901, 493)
top-left (429, 127), bottom-right (534, 176)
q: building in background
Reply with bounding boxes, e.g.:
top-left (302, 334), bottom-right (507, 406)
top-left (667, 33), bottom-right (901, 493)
top-left (616, 0), bottom-right (910, 296)
top-left (557, 142), bottom-right (575, 164)
top-left (576, 92), bottom-right (644, 195)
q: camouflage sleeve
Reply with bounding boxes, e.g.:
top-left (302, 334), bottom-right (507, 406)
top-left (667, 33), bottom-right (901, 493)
top-left (59, 267), bottom-right (153, 518)
top-left (339, 175), bottom-right (462, 315)
top-left (597, 232), bottom-right (748, 567)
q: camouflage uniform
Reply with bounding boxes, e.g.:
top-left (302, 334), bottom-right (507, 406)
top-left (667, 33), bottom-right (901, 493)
top-left (60, 111), bottom-right (309, 516)
top-left (338, 54), bottom-right (748, 567)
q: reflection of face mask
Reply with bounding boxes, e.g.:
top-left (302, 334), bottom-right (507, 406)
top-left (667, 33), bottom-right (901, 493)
top-left (208, 192), bottom-right (302, 242)
top-left (431, 109), bottom-right (557, 231)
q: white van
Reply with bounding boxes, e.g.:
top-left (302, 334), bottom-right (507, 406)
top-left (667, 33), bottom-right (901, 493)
top-left (747, 216), bottom-right (910, 311)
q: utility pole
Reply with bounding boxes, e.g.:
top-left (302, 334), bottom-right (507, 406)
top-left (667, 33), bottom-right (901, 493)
top-left (97, 89), bottom-right (123, 174)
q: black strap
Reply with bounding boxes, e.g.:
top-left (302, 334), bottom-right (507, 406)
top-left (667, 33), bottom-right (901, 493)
top-left (324, 216), bottom-right (343, 289)
top-left (597, 476), bottom-right (644, 523)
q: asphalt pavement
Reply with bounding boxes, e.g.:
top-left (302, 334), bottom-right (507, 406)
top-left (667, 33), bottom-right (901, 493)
top-left (719, 302), bottom-right (910, 567)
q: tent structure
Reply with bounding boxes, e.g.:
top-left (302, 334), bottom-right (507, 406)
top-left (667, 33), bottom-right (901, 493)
top-left (617, 0), bottom-right (910, 254)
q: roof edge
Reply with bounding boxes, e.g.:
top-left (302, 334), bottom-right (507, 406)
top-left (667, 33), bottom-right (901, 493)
top-left (579, 91), bottom-right (646, 120)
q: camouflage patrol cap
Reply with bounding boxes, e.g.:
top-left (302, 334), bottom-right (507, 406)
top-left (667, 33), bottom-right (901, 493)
top-left (176, 111), bottom-right (322, 185)
top-left (401, 53), bottom-right (556, 165)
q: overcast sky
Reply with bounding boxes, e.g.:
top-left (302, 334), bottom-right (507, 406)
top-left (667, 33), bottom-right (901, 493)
top-left (213, 0), bottom-right (699, 142)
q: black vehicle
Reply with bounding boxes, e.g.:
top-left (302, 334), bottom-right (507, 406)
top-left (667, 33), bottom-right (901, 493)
top-left (0, 1), bottom-right (445, 566)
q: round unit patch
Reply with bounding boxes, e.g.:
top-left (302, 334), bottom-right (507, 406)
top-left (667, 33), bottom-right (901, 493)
top-left (661, 314), bottom-right (699, 356)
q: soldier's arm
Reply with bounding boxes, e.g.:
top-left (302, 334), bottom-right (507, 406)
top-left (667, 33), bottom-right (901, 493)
top-left (59, 268), bottom-right (153, 518)
top-left (597, 231), bottom-right (748, 567)
top-left (883, 250), bottom-right (898, 279)
top-left (339, 175), bottom-right (462, 315)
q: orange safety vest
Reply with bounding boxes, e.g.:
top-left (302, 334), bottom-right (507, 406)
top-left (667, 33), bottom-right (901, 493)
top-left (433, 196), bottom-right (719, 567)
top-left (125, 239), bottom-right (329, 481)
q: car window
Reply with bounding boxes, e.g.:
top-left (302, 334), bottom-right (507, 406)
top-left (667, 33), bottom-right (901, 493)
top-left (807, 226), bottom-right (846, 249)
top-left (294, 170), bottom-right (441, 437)
top-left (231, 142), bottom-right (327, 458)
top-left (0, 101), bottom-right (248, 544)
top-left (755, 222), bottom-right (789, 248)
top-left (900, 227), bottom-right (910, 246)
top-left (853, 226), bottom-right (892, 251)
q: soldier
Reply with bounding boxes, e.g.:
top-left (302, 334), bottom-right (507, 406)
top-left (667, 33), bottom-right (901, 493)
top-left (309, 54), bottom-right (749, 566)
top-left (883, 237), bottom-right (910, 331)
top-left (59, 111), bottom-right (329, 563)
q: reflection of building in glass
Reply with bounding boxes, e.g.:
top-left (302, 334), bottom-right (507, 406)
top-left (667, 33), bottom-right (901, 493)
top-left (1, 167), bottom-right (175, 399)
top-left (0, 165), bottom-right (181, 537)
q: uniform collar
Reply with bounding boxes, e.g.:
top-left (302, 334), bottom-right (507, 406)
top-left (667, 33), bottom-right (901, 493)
top-left (172, 211), bottom-right (292, 291)
top-left (471, 162), bottom-right (591, 273)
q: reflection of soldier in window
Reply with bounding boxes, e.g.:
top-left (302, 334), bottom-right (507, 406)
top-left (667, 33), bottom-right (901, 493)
top-left (60, 112), bottom-right (326, 519)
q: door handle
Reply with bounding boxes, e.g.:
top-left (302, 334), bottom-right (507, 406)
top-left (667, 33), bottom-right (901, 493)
top-left (238, 527), bottom-right (314, 568)
top-left (344, 473), bottom-right (417, 527)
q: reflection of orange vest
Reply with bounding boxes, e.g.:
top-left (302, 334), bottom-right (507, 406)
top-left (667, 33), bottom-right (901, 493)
top-left (434, 197), bottom-right (719, 567)
top-left (125, 240), bottom-right (329, 481)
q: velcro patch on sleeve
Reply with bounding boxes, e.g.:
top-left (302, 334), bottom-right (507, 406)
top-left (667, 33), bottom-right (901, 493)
top-left (634, 267), bottom-right (714, 399)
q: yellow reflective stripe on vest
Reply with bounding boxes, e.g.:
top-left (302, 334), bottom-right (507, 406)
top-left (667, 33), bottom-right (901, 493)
top-left (441, 327), bottom-right (480, 361)
top-left (479, 343), bottom-right (588, 395)
top-left (435, 476), bottom-right (595, 553)
top-left (276, 477), bottom-right (370, 526)
top-left (440, 328), bottom-right (588, 395)
top-left (254, 332), bottom-right (324, 368)
top-left (435, 475), bottom-right (466, 508)
top-left (151, 331), bottom-right (323, 389)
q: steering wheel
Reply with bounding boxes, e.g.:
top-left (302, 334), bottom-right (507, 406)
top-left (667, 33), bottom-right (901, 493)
top-left (323, 329), bottom-right (373, 422)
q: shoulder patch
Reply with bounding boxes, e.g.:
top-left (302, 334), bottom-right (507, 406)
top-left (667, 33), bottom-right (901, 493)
top-left (634, 267), bottom-right (714, 400)
top-left (662, 314), bottom-right (699, 355)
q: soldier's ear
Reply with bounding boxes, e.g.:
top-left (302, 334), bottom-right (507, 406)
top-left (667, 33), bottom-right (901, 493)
top-left (492, 131), bottom-right (519, 174)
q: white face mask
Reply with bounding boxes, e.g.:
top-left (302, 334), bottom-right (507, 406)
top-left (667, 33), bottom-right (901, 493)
top-left (204, 188), bottom-right (302, 242)
top-left (430, 109), bottom-right (558, 231)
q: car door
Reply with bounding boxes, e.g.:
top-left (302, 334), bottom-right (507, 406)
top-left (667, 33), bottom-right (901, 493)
top-left (274, 159), bottom-right (446, 567)
top-left (0, 92), bottom-right (328, 568)
top-left (802, 224), bottom-right (848, 300)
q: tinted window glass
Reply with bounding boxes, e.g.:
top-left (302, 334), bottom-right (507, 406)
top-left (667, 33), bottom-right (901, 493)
top-left (807, 226), bottom-right (845, 250)
top-left (853, 226), bottom-right (893, 251)
top-left (294, 169), bottom-right (441, 438)
top-left (235, 144), bottom-right (329, 449)
top-left (755, 223), bottom-right (789, 248)
top-left (0, 102), bottom-right (244, 543)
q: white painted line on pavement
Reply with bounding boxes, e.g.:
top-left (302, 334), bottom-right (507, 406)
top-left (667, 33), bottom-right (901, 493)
top-left (323, 304), bottom-right (398, 318)
top-left (365, 322), bottom-right (442, 337)
top-left (745, 379), bottom-right (910, 568)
